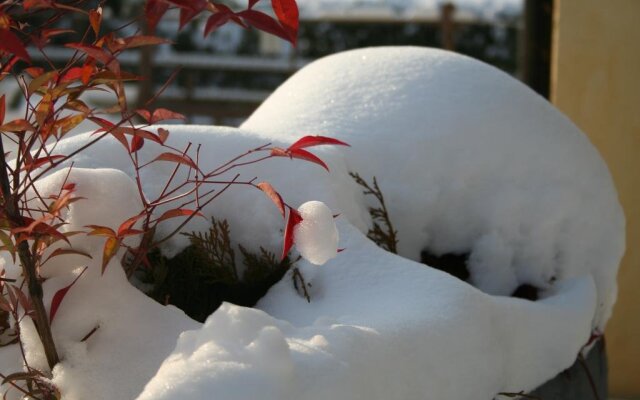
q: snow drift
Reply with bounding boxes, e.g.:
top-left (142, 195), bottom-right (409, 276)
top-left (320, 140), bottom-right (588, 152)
top-left (0, 47), bottom-right (624, 400)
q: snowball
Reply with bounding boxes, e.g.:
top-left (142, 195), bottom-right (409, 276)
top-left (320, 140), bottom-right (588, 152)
top-left (294, 201), bottom-right (339, 265)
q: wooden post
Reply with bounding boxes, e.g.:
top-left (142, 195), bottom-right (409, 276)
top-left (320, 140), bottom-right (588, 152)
top-left (440, 2), bottom-right (456, 51)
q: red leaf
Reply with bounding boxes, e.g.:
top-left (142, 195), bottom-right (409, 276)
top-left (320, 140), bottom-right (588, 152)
top-left (131, 135), bottom-right (144, 152)
top-left (24, 66), bottom-right (44, 78)
top-left (288, 148), bottom-right (329, 171)
top-left (150, 108), bottom-right (185, 123)
top-left (12, 218), bottom-right (70, 244)
top-left (145, 0), bottom-right (170, 33)
top-left (119, 35), bottom-right (170, 50)
top-left (213, 3), bottom-right (247, 27)
top-left (63, 183), bottom-right (76, 191)
top-left (116, 214), bottom-right (145, 237)
top-left (89, 7), bottom-right (102, 36)
top-left (0, 29), bottom-right (30, 63)
top-left (282, 207), bottom-right (303, 260)
top-left (65, 43), bottom-right (112, 65)
top-left (168, 0), bottom-right (207, 11)
top-left (49, 266), bottom-right (88, 323)
top-left (204, 12), bottom-right (231, 36)
top-left (156, 208), bottom-right (203, 222)
top-left (23, 0), bottom-right (53, 10)
top-left (81, 63), bottom-right (94, 85)
top-left (256, 182), bottom-right (285, 218)
top-left (0, 119), bottom-right (35, 132)
top-left (152, 152), bottom-right (198, 169)
top-left (179, 7), bottom-right (200, 30)
top-left (271, 0), bottom-right (299, 44)
top-left (118, 229), bottom-right (145, 237)
top-left (61, 66), bottom-right (84, 82)
top-left (85, 225), bottom-right (116, 237)
top-left (101, 236), bottom-right (120, 274)
top-left (237, 9), bottom-right (291, 43)
top-left (23, 155), bottom-right (65, 171)
top-left (287, 135), bottom-right (350, 151)
top-left (136, 109), bottom-right (151, 122)
top-left (248, 0), bottom-right (261, 8)
top-left (158, 127), bottom-right (170, 143)
top-left (40, 28), bottom-right (74, 40)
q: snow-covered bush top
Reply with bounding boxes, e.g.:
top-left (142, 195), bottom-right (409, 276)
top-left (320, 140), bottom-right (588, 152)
top-left (1, 47), bottom-right (624, 400)
top-left (244, 46), bottom-right (625, 331)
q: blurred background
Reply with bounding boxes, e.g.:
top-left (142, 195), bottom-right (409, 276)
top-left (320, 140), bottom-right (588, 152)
top-left (24, 0), bottom-right (558, 126)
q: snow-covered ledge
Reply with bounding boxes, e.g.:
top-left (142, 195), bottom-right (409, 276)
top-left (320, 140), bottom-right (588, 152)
top-left (0, 47), bottom-right (624, 400)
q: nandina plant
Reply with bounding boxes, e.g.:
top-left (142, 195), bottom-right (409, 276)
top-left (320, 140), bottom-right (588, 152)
top-left (0, 0), bottom-right (345, 397)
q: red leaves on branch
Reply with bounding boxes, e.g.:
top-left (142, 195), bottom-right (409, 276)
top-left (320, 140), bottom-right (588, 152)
top-left (144, 0), bottom-right (170, 33)
top-left (23, 155), bottom-right (65, 172)
top-left (205, 13), bottom-right (232, 36)
top-left (151, 152), bottom-right (198, 169)
top-left (0, 29), bottom-right (30, 63)
top-left (49, 266), bottom-right (88, 323)
top-left (12, 217), bottom-right (70, 245)
top-left (270, 135), bottom-right (350, 171)
top-left (271, 0), bottom-right (299, 44)
top-left (117, 35), bottom-right (170, 50)
top-left (289, 148), bottom-right (330, 170)
top-left (23, 0), bottom-right (54, 11)
top-left (136, 108), bottom-right (186, 124)
top-left (288, 135), bottom-right (350, 151)
top-left (282, 206), bottom-right (303, 260)
top-left (87, 216), bottom-right (145, 274)
top-left (143, 0), bottom-right (299, 44)
top-left (65, 43), bottom-right (112, 65)
top-left (256, 182), bottom-right (285, 217)
top-left (89, 7), bottom-right (102, 36)
top-left (237, 9), bottom-right (291, 43)
top-left (116, 214), bottom-right (145, 237)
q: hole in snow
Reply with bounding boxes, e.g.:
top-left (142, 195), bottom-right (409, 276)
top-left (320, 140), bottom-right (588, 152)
top-left (510, 284), bottom-right (540, 301)
top-left (420, 249), bottom-right (470, 282)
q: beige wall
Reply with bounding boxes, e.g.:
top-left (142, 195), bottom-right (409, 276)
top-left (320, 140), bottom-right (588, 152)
top-left (551, 0), bottom-right (640, 397)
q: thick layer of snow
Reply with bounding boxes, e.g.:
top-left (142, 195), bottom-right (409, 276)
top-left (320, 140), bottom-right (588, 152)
top-left (139, 221), bottom-right (596, 400)
top-left (243, 46), bottom-right (625, 331)
top-left (0, 47), bottom-right (624, 400)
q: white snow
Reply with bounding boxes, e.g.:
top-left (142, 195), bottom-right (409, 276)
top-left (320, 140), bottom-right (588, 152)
top-left (242, 46), bottom-right (625, 331)
top-left (295, 0), bottom-right (522, 20)
top-left (294, 201), bottom-right (339, 265)
top-left (0, 47), bottom-right (624, 400)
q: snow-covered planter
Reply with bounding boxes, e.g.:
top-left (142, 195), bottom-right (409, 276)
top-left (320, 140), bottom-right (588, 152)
top-left (0, 47), bottom-right (624, 400)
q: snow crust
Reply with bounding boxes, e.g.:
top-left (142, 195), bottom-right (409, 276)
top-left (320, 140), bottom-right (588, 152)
top-left (0, 47), bottom-right (624, 400)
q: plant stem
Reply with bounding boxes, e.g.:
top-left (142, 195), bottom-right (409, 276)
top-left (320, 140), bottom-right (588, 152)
top-left (0, 138), bottom-right (59, 370)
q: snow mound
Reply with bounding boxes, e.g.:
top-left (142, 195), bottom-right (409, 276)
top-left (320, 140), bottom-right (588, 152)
top-left (1, 47), bottom-right (624, 400)
top-left (10, 168), bottom-right (199, 399)
top-left (140, 222), bottom-right (597, 400)
top-left (243, 46), bottom-right (624, 330)
top-left (295, 201), bottom-right (339, 265)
